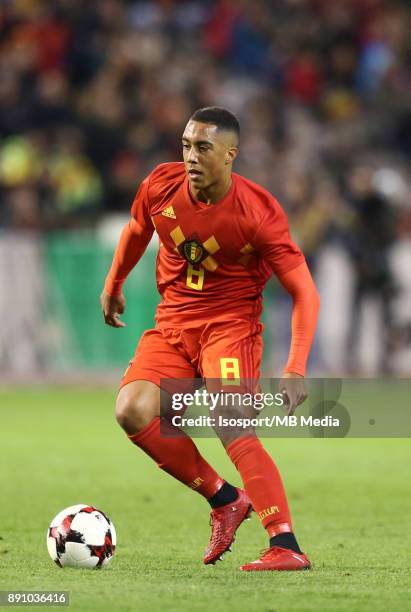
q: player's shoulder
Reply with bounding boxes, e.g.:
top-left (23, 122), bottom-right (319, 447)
top-left (234, 173), bottom-right (284, 219)
top-left (149, 162), bottom-right (186, 187)
top-left (145, 162), bottom-right (186, 210)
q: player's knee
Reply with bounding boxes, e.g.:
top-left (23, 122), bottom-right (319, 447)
top-left (115, 385), bottom-right (159, 434)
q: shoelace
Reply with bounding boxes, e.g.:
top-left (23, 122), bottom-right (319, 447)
top-left (258, 548), bottom-right (272, 560)
top-left (208, 506), bottom-right (240, 548)
top-left (258, 546), bottom-right (285, 560)
top-left (208, 514), bottom-right (223, 542)
top-left (209, 505), bottom-right (227, 528)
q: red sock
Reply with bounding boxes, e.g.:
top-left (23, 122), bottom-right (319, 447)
top-left (128, 417), bottom-right (224, 499)
top-left (226, 435), bottom-right (292, 537)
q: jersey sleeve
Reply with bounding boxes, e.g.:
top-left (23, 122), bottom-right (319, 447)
top-left (104, 175), bottom-right (155, 296)
top-left (130, 175), bottom-right (155, 232)
top-left (253, 198), bottom-right (305, 276)
top-left (277, 261), bottom-right (320, 375)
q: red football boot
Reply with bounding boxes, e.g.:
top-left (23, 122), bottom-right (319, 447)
top-left (240, 546), bottom-right (311, 571)
top-left (203, 489), bottom-right (252, 565)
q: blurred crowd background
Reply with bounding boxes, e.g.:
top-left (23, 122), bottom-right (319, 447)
top-left (1, 0), bottom-right (411, 379)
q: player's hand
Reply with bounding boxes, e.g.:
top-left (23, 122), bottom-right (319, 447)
top-left (279, 373), bottom-right (307, 416)
top-left (100, 291), bottom-right (126, 328)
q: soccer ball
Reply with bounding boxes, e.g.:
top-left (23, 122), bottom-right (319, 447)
top-left (47, 504), bottom-right (116, 569)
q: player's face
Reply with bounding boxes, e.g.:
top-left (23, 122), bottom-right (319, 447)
top-left (182, 121), bottom-right (238, 190)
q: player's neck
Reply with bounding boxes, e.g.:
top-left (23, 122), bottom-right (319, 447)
top-left (190, 175), bottom-right (232, 205)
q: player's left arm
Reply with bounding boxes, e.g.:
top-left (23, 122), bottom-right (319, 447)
top-left (253, 199), bottom-right (320, 415)
top-left (277, 262), bottom-right (320, 415)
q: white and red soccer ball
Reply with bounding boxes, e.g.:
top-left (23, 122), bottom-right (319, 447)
top-left (47, 504), bottom-right (116, 569)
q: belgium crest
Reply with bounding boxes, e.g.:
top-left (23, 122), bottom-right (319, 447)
top-left (181, 239), bottom-right (206, 264)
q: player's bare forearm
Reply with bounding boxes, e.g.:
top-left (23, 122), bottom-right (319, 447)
top-left (100, 291), bottom-right (126, 328)
top-left (279, 372), bottom-right (307, 416)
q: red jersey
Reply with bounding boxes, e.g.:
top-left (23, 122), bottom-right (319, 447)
top-left (129, 162), bottom-right (304, 326)
top-left (109, 162), bottom-right (305, 327)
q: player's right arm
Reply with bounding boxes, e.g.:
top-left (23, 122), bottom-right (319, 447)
top-left (101, 176), bottom-right (154, 328)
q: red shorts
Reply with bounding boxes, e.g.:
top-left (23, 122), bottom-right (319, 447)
top-left (120, 319), bottom-right (263, 390)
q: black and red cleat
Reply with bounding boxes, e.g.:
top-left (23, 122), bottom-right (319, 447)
top-left (240, 546), bottom-right (311, 571)
top-left (204, 488), bottom-right (252, 565)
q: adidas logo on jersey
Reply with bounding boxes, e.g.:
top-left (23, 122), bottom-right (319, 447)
top-left (161, 206), bottom-right (176, 219)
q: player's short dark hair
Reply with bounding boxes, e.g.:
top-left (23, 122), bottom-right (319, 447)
top-left (190, 106), bottom-right (240, 138)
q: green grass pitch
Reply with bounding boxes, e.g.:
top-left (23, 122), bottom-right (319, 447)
top-left (0, 388), bottom-right (410, 612)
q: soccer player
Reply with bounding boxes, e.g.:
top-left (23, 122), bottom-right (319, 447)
top-left (101, 107), bottom-right (320, 571)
